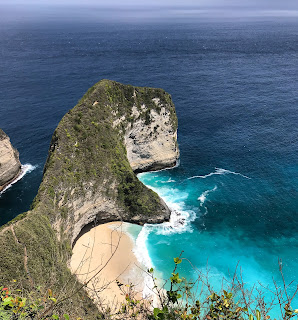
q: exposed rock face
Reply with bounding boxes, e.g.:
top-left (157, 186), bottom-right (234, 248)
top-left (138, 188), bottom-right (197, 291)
top-left (0, 80), bottom-right (179, 318)
top-left (37, 80), bottom-right (179, 244)
top-left (124, 103), bottom-right (179, 173)
top-left (0, 129), bottom-right (21, 191)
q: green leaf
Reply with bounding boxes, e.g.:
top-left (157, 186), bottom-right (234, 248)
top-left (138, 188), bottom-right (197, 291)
top-left (52, 315), bottom-right (59, 320)
top-left (256, 309), bottom-right (261, 320)
top-left (154, 308), bottom-right (162, 316)
top-left (49, 297), bottom-right (57, 303)
top-left (63, 314), bottom-right (70, 320)
top-left (162, 306), bottom-right (169, 313)
top-left (166, 290), bottom-right (181, 304)
top-left (153, 308), bottom-right (164, 320)
top-left (249, 314), bottom-right (254, 320)
top-left (174, 257), bottom-right (182, 264)
top-left (170, 272), bottom-right (182, 284)
top-left (2, 297), bottom-right (14, 307)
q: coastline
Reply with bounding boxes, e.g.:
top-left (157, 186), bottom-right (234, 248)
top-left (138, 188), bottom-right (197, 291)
top-left (70, 222), bottom-right (146, 310)
top-left (0, 168), bottom-right (21, 193)
top-left (0, 80), bottom-right (179, 318)
top-left (0, 164), bottom-right (35, 195)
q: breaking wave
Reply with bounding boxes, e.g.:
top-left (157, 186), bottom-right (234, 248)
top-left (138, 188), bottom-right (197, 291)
top-left (160, 178), bottom-right (176, 183)
top-left (0, 164), bottom-right (36, 195)
top-left (133, 182), bottom-right (196, 299)
top-left (187, 167), bottom-right (251, 180)
top-left (198, 186), bottom-right (218, 206)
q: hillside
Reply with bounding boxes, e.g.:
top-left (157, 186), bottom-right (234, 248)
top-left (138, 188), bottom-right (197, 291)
top-left (0, 80), bottom-right (179, 318)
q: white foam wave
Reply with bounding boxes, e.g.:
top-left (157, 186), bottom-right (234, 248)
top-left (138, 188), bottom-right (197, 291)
top-left (133, 184), bottom-right (196, 299)
top-left (198, 186), bottom-right (218, 206)
top-left (133, 225), bottom-right (156, 299)
top-left (134, 226), bottom-right (154, 269)
top-left (160, 178), bottom-right (176, 183)
top-left (134, 205), bottom-right (196, 300)
top-left (0, 163), bottom-right (37, 194)
top-left (136, 166), bottom-right (201, 301)
top-left (143, 184), bottom-right (196, 235)
top-left (156, 207), bottom-right (196, 236)
top-left (188, 167), bottom-right (251, 180)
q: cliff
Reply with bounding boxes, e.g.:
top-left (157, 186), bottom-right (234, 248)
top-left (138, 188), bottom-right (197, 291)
top-left (0, 129), bottom-right (21, 191)
top-left (0, 80), bottom-right (179, 318)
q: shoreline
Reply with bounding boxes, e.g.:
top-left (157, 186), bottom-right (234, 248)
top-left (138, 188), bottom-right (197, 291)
top-left (70, 221), bottom-right (147, 310)
top-left (0, 164), bottom-right (35, 194)
top-left (0, 168), bottom-right (22, 193)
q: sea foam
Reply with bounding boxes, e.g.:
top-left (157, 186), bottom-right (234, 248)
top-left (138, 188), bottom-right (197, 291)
top-left (134, 175), bottom-right (197, 299)
top-left (198, 186), bottom-right (218, 206)
top-left (0, 164), bottom-right (36, 195)
top-left (133, 225), bottom-right (157, 299)
top-left (188, 167), bottom-right (251, 180)
top-left (160, 178), bottom-right (176, 183)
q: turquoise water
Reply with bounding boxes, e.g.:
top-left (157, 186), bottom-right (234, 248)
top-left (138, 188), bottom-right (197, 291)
top-left (0, 18), bottom-right (297, 315)
top-left (135, 165), bottom-right (298, 312)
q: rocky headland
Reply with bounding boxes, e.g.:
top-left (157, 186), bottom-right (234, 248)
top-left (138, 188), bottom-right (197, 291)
top-left (0, 129), bottom-right (21, 192)
top-left (0, 80), bottom-right (179, 318)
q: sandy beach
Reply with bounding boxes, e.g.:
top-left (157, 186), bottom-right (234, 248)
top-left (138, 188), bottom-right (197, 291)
top-left (70, 222), bottom-right (145, 311)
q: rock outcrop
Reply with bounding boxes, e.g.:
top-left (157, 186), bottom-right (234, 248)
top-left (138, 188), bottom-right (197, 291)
top-left (38, 80), bottom-right (179, 244)
top-left (124, 101), bottom-right (179, 172)
top-left (0, 80), bottom-right (179, 318)
top-left (0, 129), bottom-right (21, 191)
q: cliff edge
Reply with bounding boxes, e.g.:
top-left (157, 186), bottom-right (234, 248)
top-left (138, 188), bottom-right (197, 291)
top-left (37, 79), bottom-right (179, 243)
top-left (0, 80), bottom-right (179, 318)
top-left (0, 129), bottom-right (21, 191)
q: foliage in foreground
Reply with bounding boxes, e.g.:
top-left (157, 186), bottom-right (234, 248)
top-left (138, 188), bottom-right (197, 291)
top-left (1, 254), bottom-right (297, 320)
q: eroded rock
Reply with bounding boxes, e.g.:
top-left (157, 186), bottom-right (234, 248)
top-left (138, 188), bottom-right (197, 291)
top-left (0, 129), bottom-right (21, 191)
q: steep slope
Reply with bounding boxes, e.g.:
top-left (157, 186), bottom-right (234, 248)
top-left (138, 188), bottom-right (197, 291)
top-left (0, 80), bottom-right (179, 318)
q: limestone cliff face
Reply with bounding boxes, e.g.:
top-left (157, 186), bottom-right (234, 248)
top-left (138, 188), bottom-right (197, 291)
top-left (35, 80), bottom-right (179, 244)
top-left (124, 101), bottom-right (179, 173)
top-left (0, 81), bottom-right (179, 317)
top-left (0, 129), bottom-right (21, 191)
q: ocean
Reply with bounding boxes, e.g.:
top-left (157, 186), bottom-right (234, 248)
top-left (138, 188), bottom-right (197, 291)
top-left (1, 17), bottom-right (297, 312)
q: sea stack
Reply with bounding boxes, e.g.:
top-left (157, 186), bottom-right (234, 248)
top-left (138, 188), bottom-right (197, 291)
top-left (0, 129), bottom-right (21, 191)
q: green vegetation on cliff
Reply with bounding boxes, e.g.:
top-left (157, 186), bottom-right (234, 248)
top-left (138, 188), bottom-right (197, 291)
top-left (0, 80), bottom-right (179, 319)
top-left (0, 81), bottom-right (297, 320)
top-left (35, 80), bottom-right (176, 229)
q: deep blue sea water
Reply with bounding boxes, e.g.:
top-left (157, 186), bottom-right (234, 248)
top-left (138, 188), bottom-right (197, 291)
top-left (1, 18), bottom-right (297, 313)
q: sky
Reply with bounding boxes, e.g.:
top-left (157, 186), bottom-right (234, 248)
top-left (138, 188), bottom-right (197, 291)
top-left (1, 0), bottom-right (298, 23)
top-left (3, 0), bottom-right (298, 9)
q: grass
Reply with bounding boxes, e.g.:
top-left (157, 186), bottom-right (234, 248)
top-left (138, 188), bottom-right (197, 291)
top-left (0, 79), bottom-right (178, 318)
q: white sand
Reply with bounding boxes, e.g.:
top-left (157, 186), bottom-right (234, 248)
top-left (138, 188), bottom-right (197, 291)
top-left (70, 222), bottom-right (145, 311)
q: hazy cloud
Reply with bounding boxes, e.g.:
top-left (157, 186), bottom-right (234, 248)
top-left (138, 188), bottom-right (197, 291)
top-left (1, 0), bottom-right (298, 24)
top-left (2, 0), bottom-right (298, 9)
